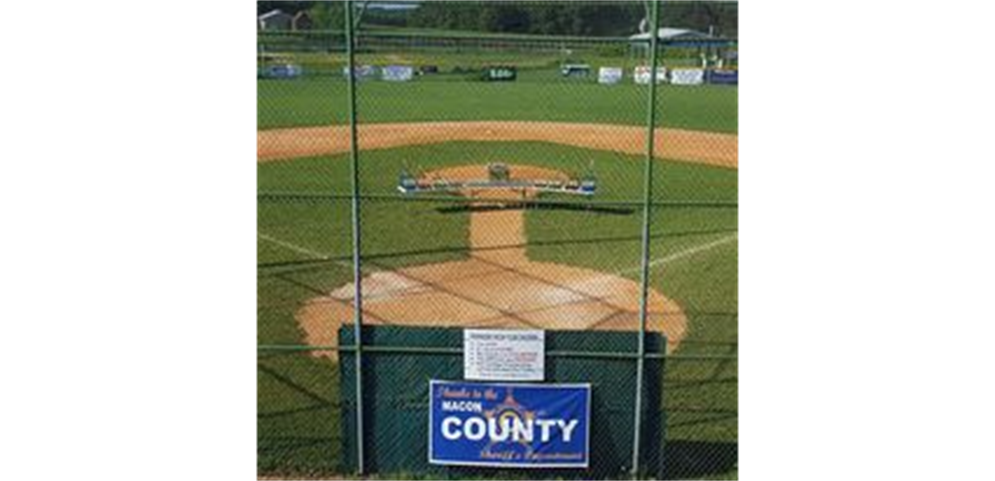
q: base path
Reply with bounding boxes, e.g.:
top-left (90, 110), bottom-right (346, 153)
top-left (258, 121), bottom-right (737, 168)
top-left (298, 165), bottom-right (688, 358)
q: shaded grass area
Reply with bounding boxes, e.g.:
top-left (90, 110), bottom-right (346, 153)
top-left (258, 350), bottom-right (343, 476)
top-left (258, 77), bottom-right (738, 133)
top-left (258, 141), bottom-right (736, 478)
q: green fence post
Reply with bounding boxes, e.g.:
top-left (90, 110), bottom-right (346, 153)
top-left (632, 0), bottom-right (661, 477)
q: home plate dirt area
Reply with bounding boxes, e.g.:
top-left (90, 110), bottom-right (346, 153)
top-left (294, 163), bottom-right (688, 357)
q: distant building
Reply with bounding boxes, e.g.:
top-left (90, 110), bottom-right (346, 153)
top-left (292, 11), bottom-right (313, 31)
top-left (629, 27), bottom-right (735, 62)
top-left (629, 28), bottom-right (713, 43)
top-left (258, 9), bottom-right (311, 31)
top-left (258, 9), bottom-right (292, 31)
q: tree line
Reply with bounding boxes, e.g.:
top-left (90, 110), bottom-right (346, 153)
top-left (257, 2), bottom-right (737, 38)
top-left (406, 2), bottom-right (738, 37)
top-left (408, 3), bottom-right (642, 36)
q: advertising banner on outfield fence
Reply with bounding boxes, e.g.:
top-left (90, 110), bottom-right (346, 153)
top-left (598, 67), bottom-right (623, 84)
top-left (708, 69), bottom-right (739, 85)
top-left (634, 66), bottom-right (667, 84)
top-left (429, 380), bottom-right (590, 468)
top-left (342, 65), bottom-right (377, 80)
top-left (382, 65), bottom-right (414, 82)
top-left (482, 66), bottom-right (517, 81)
top-left (670, 68), bottom-right (705, 85)
top-left (262, 64), bottom-right (303, 79)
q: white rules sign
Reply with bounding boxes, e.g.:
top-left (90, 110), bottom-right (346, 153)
top-left (463, 329), bottom-right (545, 381)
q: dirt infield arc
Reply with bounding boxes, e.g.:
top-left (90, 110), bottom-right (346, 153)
top-left (257, 121), bottom-right (738, 168)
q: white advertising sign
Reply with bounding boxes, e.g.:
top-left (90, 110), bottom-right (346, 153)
top-left (342, 65), bottom-right (377, 79)
top-left (633, 66), bottom-right (667, 84)
top-left (598, 67), bottom-right (623, 84)
top-left (670, 68), bottom-right (705, 85)
top-left (382, 65), bottom-right (414, 82)
top-left (464, 329), bottom-right (545, 381)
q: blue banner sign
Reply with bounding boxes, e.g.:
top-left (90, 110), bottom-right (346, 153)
top-left (429, 380), bottom-right (590, 468)
top-left (708, 69), bottom-right (739, 85)
top-left (261, 64), bottom-right (302, 79)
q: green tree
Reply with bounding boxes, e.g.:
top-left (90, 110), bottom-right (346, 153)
top-left (472, 4), bottom-right (529, 33)
top-left (308, 1), bottom-right (345, 30)
top-left (402, 1), bottom-right (735, 38)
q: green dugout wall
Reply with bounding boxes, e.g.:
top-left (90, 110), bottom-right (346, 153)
top-left (339, 325), bottom-right (667, 478)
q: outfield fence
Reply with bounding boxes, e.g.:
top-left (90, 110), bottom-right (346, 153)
top-left (258, 1), bottom-right (737, 479)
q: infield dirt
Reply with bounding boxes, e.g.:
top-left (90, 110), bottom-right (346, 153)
top-left (296, 164), bottom-right (688, 357)
top-left (257, 121), bottom-right (737, 168)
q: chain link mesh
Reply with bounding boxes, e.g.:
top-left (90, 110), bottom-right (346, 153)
top-left (258, 1), bottom-right (737, 478)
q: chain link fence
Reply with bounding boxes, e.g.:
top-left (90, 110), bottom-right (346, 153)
top-left (258, 1), bottom-right (737, 478)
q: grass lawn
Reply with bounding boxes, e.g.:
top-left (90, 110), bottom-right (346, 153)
top-left (258, 349), bottom-right (343, 475)
top-left (258, 77), bottom-right (738, 133)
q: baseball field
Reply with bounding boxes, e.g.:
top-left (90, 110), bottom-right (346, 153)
top-left (258, 73), bottom-right (737, 478)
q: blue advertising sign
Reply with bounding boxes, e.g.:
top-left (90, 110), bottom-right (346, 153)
top-left (708, 69), bottom-right (739, 85)
top-left (262, 64), bottom-right (302, 79)
top-left (429, 380), bottom-right (590, 468)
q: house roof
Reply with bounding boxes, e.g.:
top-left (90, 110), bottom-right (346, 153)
top-left (629, 28), bottom-right (711, 41)
top-left (259, 9), bottom-right (290, 21)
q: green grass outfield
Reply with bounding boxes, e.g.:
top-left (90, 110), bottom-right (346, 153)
top-left (258, 141), bottom-right (737, 478)
top-left (258, 77), bottom-right (738, 133)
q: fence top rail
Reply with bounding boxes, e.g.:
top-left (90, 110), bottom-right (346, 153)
top-left (256, 344), bottom-right (736, 361)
